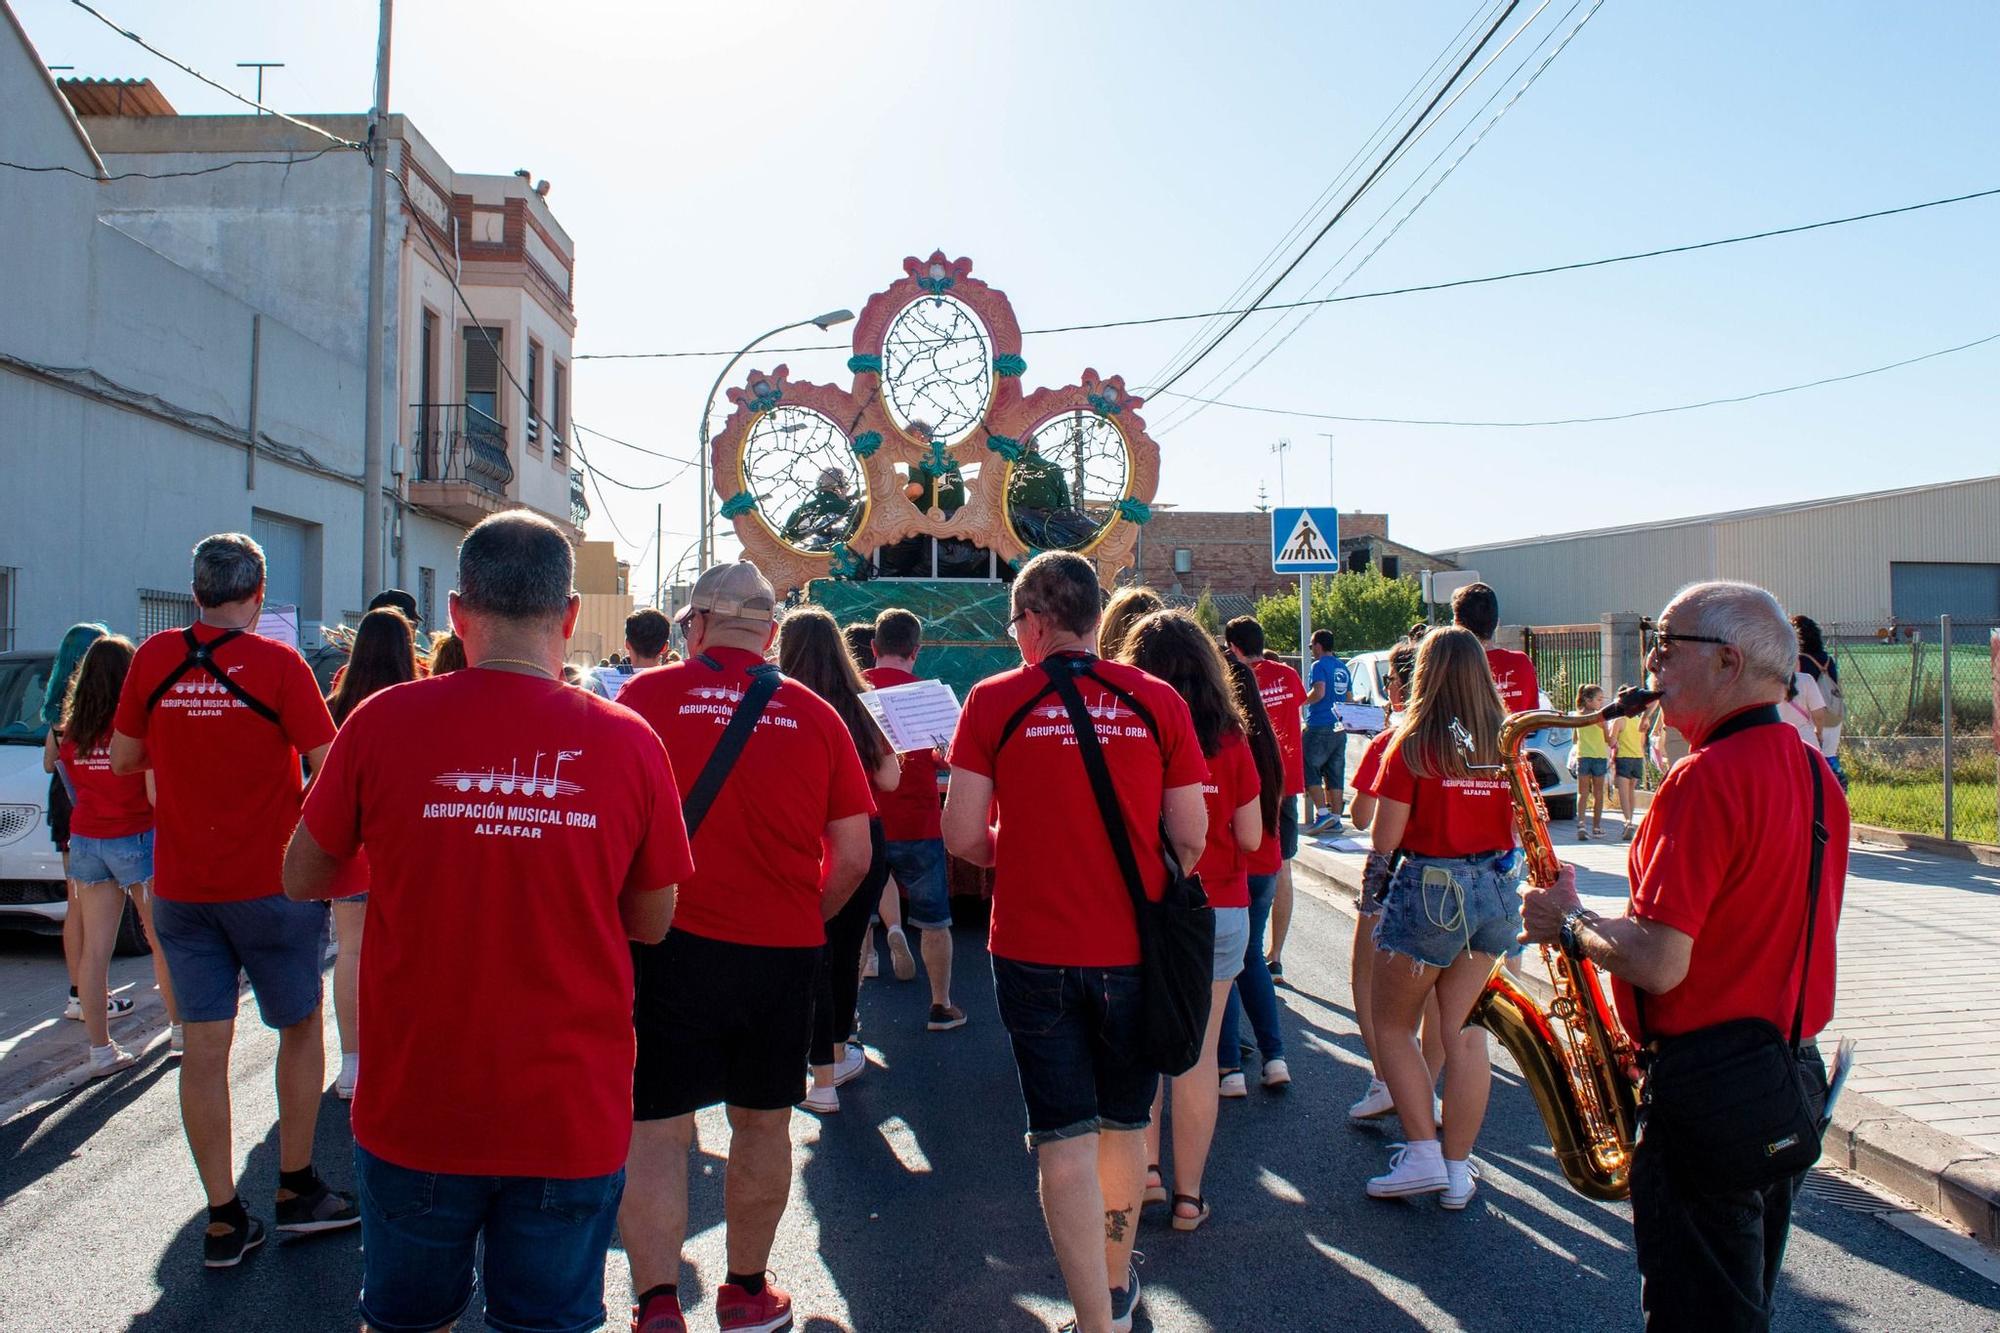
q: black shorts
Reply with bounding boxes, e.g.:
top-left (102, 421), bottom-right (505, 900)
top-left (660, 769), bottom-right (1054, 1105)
top-left (633, 929), bottom-right (820, 1120)
top-left (47, 772), bottom-right (72, 852)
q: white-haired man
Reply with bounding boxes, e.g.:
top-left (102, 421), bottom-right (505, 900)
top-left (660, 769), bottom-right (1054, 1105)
top-left (1521, 580), bottom-right (1847, 1331)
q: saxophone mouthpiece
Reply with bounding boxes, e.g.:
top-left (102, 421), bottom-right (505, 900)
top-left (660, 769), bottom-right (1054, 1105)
top-left (1600, 687), bottom-right (1661, 720)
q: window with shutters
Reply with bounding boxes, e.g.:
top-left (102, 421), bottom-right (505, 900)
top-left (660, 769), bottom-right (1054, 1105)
top-left (462, 325), bottom-right (503, 441)
top-left (138, 589), bottom-right (198, 638)
top-left (526, 339), bottom-right (543, 450)
top-left (550, 361), bottom-right (568, 466)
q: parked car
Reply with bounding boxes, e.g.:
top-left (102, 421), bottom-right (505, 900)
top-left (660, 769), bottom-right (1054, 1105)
top-left (0, 650), bottom-right (150, 954)
top-left (1344, 647), bottom-right (1579, 820)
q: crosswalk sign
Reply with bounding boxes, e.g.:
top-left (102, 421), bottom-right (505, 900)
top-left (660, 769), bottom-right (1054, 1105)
top-left (1271, 507), bottom-right (1342, 572)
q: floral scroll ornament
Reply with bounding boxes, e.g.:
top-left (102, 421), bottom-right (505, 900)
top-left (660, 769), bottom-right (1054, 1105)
top-left (993, 354), bottom-right (1027, 379)
top-left (847, 354), bottom-right (883, 375)
top-left (1115, 497), bottom-right (1153, 524)
top-left (828, 542), bottom-right (867, 580)
top-left (719, 491), bottom-right (760, 519)
top-left (905, 253), bottom-right (974, 294)
top-left (982, 432), bottom-right (1023, 462)
top-left (850, 430), bottom-right (883, 458)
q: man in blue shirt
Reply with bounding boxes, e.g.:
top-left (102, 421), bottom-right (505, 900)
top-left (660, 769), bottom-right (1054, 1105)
top-left (1303, 630), bottom-right (1351, 834)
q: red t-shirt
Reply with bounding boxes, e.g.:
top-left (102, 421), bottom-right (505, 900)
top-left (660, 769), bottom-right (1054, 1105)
top-left (620, 647), bottom-right (876, 948)
top-left (1251, 658), bottom-right (1307, 796)
top-left (1351, 727), bottom-right (1399, 798)
top-left (951, 653), bottom-right (1208, 967)
top-left (1615, 710), bottom-right (1848, 1040)
top-left (862, 665), bottom-right (943, 842)
top-left (1373, 733), bottom-right (1515, 858)
top-left (1485, 646), bottom-right (1540, 715)
top-left (1196, 731), bottom-right (1260, 909)
top-left (113, 623), bottom-right (337, 902)
top-left (58, 736), bottom-right (152, 839)
top-left (301, 669), bottom-right (693, 1178)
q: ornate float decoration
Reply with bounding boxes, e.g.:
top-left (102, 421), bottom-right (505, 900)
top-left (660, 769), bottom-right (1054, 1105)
top-left (707, 252), bottom-right (1162, 595)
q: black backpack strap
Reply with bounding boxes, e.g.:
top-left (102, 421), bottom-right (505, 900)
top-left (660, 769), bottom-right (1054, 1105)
top-left (1045, 658), bottom-right (1152, 917)
top-left (142, 627), bottom-right (283, 726)
top-left (991, 678), bottom-right (1060, 760)
top-left (1790, 747), bottom-right (1830, 1050)
top-left (680, 663), bottom-right (783, 839)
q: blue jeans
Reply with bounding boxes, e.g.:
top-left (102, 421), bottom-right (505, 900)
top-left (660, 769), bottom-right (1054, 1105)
top-left (355, 1144), bottom-right (624, 1333)
top-left (1220, 873), bottom-right (1284, 1067)
top-left (992, 957), bottom-right (1157, 1146)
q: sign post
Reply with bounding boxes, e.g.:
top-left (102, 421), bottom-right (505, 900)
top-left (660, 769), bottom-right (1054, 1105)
top-left (1271, 506), bottom-right (1343, 657)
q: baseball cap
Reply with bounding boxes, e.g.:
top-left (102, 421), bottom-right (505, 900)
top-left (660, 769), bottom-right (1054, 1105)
top-left (369, 588), bottom-right (421, 625)
top-left (675, 562), bottom-right (776, 625)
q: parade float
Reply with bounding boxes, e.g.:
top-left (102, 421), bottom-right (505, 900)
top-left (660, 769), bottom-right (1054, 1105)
top-left (705, 252), bottom-right (1164, 699)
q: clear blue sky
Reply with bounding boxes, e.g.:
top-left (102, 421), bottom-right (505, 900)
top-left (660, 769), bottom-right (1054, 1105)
top-left (24, 0), bottom-right (2000, 584)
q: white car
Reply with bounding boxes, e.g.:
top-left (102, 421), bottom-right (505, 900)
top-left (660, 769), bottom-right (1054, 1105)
top-left (1344, 647), bottom-right (1579, 819)
top-left (0, 650), bottom-right (149, 954)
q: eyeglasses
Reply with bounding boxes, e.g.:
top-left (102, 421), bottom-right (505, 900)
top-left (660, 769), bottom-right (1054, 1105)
top-left (1005, 609), bottom-right (1029, 641)
top-left (1646, 630), bottom-right (1731, 661)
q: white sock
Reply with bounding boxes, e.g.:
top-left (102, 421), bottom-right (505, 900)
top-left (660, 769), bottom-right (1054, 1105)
top-left (340, 1053), bottom-right (360, 1079)
top-left (1445, 1157), bottom-right (1473, 1185)
top-left (90, 1042), bottom-right (113, 1060)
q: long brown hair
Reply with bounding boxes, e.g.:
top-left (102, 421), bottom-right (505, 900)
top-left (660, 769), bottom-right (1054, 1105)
top-left (1120, 609), bottom-right (1243, 757)
top-left (61, 635), bottom-right (136, 754)
top-left (1226, 655), bottom-right (1284, 836)
top-left (778, 605), bottom-right (887, 770)
top-left (427, 632), bottom-right (467, 675)
top-left (328, 608), bottom-right (417, 725)
top-left (1398, 625), bottom-right (1503, 780)
top-left (1099, 585), bottom-right (1162, 659)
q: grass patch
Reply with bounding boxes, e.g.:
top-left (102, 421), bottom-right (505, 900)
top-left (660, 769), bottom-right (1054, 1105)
top-left (1843, 746), bottom-right (1998, 843)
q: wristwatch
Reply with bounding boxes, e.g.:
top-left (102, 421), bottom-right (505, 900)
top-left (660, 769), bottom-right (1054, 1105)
top-left (1558, 907), bottom-right (1593, 957)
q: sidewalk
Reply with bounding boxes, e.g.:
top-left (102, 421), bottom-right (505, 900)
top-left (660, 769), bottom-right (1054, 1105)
top-left (1295, 821), bottom-right (2000, 1246)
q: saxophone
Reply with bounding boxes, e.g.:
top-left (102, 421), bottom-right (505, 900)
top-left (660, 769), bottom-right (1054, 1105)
top-left (1465, 686), bottom-right (1655, 1201)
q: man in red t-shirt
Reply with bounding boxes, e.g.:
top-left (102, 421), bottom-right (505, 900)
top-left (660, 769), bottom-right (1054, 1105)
top-left (944, 552), bottom-right (1207, 1333)
top-left (1452, 581), bottom-right (1540, 714)
top-left (863, 606), bottom-right (964, 1029)
top-left (617, 562), bottom-right (873, 1333)
top-left (108, 532), bottom-right (352, 1267)
top-left (1521, 580), bottom-right (1847, 1330)
top-left (284, 512), bottom-right (689, 1333)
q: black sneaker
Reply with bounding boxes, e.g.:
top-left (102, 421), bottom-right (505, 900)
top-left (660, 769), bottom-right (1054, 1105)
top-left (926, 1003), bottom-right (968, 1032)
top-left (274, 1181), bottom-right (361, 1234)
top-left (1110, 1257), bottom-right (1142, 1332)
top-left (203, 1215), bottom-right (266, 1269)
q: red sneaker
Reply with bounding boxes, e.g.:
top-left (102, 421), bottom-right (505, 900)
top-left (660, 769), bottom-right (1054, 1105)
top-left (631, 1289), bottom-right (686, 1333)
top-left (715, 1278), bottom-right (793, 1332)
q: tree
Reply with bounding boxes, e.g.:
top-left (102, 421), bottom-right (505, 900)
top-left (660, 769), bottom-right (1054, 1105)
top-left (1191, 586), bottom-right (1223, 638)
top-left (1253, 569), bottom-right (1423, 655)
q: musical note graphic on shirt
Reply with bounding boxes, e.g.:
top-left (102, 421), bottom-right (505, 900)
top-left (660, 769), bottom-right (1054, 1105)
top-left (435, 750), bottom-right (585, 800)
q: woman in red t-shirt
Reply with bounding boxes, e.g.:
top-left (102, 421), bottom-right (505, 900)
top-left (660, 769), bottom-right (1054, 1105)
top-left (1123, 611), bottom-right (1261, 1233)
top-left (1364, 627), bottom-right (1522, 1208)
top-left (1215, 655), bottom-right (1288, 1098)
top-left (324, 607), bottom-right (420, 1100)
top-left (55, 636), bottom-right (172, 1076)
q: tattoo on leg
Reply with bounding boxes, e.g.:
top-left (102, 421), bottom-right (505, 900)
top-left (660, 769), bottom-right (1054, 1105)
top-left (1104, 1207), bottom-right (1131, 1243)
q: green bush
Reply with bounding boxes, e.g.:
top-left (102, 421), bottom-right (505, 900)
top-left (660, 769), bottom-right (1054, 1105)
top-left (1254, 570), bottom-right (1423, 656)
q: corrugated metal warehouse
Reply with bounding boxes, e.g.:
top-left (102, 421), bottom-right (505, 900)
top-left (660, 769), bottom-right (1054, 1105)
top-left (1441, 474), bottom-right (2000, 629)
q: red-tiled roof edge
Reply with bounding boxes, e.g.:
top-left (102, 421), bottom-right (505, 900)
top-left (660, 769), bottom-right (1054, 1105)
top-left (57, 76), bottom-right (177, 118)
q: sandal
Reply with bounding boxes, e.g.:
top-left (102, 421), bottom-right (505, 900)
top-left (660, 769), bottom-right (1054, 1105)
top-left (1143, 1165), bottom-right (1167, 1206)
top-left (1170, 1192), bottom-right (1210, 1232)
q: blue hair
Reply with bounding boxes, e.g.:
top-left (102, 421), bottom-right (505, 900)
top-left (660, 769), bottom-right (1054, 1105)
top-left (43, 622), bottom-right (109, 727)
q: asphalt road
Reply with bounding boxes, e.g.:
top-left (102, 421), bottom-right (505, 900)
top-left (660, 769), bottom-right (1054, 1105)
top-left (2, 875), bottom-right (1996, 1332)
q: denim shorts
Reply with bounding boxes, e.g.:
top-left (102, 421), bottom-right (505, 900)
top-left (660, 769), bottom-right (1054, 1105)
top-left (67, 830), bottom-right (154, 887)
top-left (355, 1143), bottom-right (623, 1333)
top-left (151, 893), bottom-right (328, 1027)
top-left (1373, 851), bottom-right (1522, 968)
top-left (1303, 726), bottom-right (1347, 791)
top-left (1212, 906), bottom-right (1249, 983)
top-left (884, 837), bottom-right (951, 930)
top-left (1615, 757), bottom-right (1644, 781)
top-left (1278, 794), bottom-right (1299, 860)
top-left (1577, 756), bottom-right (1609, 778)
top-left (992, 957), bottom-right (1158, 1146)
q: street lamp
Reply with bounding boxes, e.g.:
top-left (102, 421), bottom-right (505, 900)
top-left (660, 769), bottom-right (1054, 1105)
top-left (696, 308), bottom-right (855, 572)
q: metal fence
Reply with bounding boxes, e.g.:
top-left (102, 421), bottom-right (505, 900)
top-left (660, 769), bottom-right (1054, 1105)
top-left (1823, 619), bottom-right (1998, 844)
top-left (1521, 624), bottom-right (1604, 709)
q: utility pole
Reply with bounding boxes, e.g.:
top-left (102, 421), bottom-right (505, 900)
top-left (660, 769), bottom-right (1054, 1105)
top-left (360, 0), bottom-right (393, 605)
top-left (1319, 431), bottom-right (1335, 503)
top-left (654, 504), bottom-right (663, 610)
top-left (1271, 437), bottom-right (1290, 504)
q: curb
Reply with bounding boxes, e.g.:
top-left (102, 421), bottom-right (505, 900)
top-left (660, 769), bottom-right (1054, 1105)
top-left (1290, 843), bottom-right (2000, 1245)
top-left (0, 1019), bottom-right (174, 1126)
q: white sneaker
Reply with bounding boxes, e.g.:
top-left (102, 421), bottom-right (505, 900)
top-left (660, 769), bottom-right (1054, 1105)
top-left (1367, 1143), bottom-right (1448, 1199)
top-left (1349, 1078), bottom-right (1395, 1120)
top-left (831, 1044), bottom-right (867, 1087)
top-left (1442, 1158), bottom-right (1481, 1210)
top-left (88, 1042), bottom-right (137, 1079)
top-left (1219, 1071), bottom-right (1247, 1099)
top-left (63, 994), bottom-right (81, 1021)
top-left (886, 926), bottom-right (916, 981)
top-left (336, 1054), bottom-right (359, 1101)
top-left (800, 1084), bottom-right (839, 1114)
top-left (861, 938), bottom-right (880, 979)
top-left (169, 1024), bottom-right (185, 1056)
top-left (1261, 1058), bottom-right (1291, 1089)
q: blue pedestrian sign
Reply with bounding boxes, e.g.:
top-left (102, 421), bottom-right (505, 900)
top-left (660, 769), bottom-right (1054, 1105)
top-left (1271, 507), bottom-right (1342, 573)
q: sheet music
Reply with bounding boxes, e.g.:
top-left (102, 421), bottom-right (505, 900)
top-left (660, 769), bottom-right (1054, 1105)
top-left (1820, 1036), bottom-right (1859, 1129)
top-left (860, 679), bottom-right (961, 753)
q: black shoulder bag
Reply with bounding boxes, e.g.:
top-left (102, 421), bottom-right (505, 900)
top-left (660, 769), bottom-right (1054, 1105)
top-left (1638, 733), bottom-right (1830, 1195)
top-left (1044, 657), bottom-right (1215, 1077)
top-left (678, 658), bottom-right (783, 839)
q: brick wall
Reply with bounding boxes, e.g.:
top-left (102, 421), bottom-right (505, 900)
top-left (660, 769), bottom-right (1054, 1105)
top-left (1127, 510), bottom-right (1395, 598)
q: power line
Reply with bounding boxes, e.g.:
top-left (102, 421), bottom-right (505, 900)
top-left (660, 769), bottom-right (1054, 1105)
top-left (1158, 328), bottom-right (2000, 428)
top-left (1, 143), bottom-right (355, 181)
top-left (569, 419), bottom-right (699, 470)
top-left (567, 185), bottom-right (2000, 363)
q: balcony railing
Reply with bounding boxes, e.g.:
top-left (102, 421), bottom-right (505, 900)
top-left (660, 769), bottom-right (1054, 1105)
top-left (409, 403), bottom-right (514, 494)
top-left (569, 469), bottom-right (590, 528)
